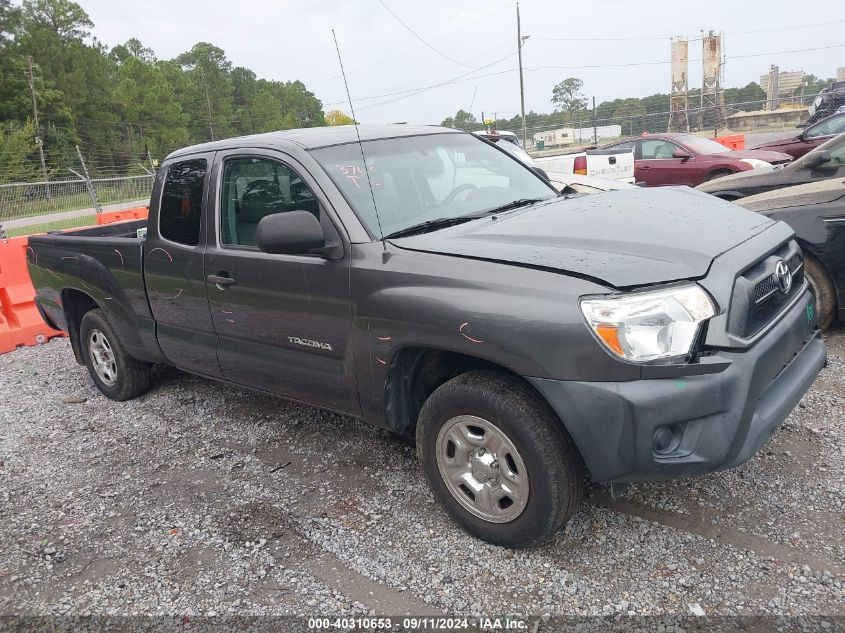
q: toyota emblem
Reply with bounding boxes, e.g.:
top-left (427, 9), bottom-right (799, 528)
top-left (775, 260), bottom-right (792, 294)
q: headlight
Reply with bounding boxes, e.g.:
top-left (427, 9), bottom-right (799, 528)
top-left (740, 158), bottom-right (772, 170)
top-left (580, 284), bottom-right (716, 362)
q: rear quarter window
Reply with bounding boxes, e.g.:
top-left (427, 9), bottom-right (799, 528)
top-left (159, 159), bottom-right (207, 246)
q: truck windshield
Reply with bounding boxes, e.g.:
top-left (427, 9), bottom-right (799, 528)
top-left (310, 133), bottom-right (557, 238)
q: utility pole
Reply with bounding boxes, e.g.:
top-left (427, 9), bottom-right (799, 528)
top-left (592, 96), bottom-right (597, 146)
top-left (199, 64), bottom-right (215, 141)
top-left (517, 3), bottom-right (528, 149)
top-left (26, 56), bottom-right (50, 198)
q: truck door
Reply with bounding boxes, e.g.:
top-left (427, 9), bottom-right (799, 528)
top-left (203, 149), bottom-right (359, 415)
top-left (144, 153), bottom-right (222, 377)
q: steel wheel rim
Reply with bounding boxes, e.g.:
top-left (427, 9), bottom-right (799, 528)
top-left (435, 415), bottom-right (529, 524)
top-left (87, 329), bottom-right (117, 386)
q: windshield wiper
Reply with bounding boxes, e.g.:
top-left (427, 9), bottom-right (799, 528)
top-left (383, 198), bottom-right (547, 240)
top-left (471, 197), bottom-right (547, 216)
top-left (384, 216), bottom-right (476, 239)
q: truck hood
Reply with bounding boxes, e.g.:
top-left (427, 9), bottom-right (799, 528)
top-left (389, 187), bottom-right (775, 288)
top-left (735, 178), bottom-right (845, 213)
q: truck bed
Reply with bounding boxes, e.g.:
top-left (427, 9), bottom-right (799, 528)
top-left (26, 219), bottom-right (161, 364)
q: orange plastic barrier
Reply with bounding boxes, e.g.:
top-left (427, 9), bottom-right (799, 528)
top-left (714, 134), bottom-right (745, 151)
top-left (0, 236), bottom-right (65, 354)
top-left (96, 207), bottom-right (149, 225)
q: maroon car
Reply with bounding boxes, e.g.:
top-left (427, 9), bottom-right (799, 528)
top-left (603, 133), bottom-right (792, 187)
top-left (751, 112), bottom-right (845, 159)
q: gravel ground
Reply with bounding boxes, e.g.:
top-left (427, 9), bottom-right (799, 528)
top-left (1, 328), bottom-right (844, 622)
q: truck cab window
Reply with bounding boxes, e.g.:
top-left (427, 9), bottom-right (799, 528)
top-left (220, 157), bottom-right (320, 247)
top-left (159, 159), bottom-right (207, 246)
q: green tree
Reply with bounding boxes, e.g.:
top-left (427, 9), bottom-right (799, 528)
top-left (325, 110), bottom-right (355, 126)
top-left (0, 120), bottom-right (38, 182)
top-left (176, 42), bottom-right (236, 142)
top-left (551, 78), bottom-right (587, 124)
top-left (612, 98), bottom-right (646, 135)
top-left (112, 38), bottom-right (189, 158)
top-left (440, 109), bottom-right (478, 130)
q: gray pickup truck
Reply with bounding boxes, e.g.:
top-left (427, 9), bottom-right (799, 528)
top-left (27, 125), bottom-right (826, 548)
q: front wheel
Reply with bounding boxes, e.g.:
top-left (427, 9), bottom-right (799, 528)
top-left (80, 309), bottom-right (152, 401)
top-left (804, 255), bottom-right (837, 331)
top-left (416, 371), bottom-right (584, 548)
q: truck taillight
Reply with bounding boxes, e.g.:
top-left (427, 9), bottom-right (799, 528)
top-left (574, 156), bottom-right (587, 175)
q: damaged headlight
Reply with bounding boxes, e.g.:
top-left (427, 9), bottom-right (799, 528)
top-left (580, 284), bottom-right (716, 362)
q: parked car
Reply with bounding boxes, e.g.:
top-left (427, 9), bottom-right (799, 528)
top-left (751, 112), bottom-right (845, 159)
top-left (735, 178), bottom-right (845, 330)
top-left (697, 132), bottom-right (845, 200)
top-left (474, 129), bottom-right (636, 184)
top-left (602, 133), bottom-right (792, 187)
top-left (27, 125), bottom-right (825, 548)
top-left (804, 80), bottom-right (845, 126)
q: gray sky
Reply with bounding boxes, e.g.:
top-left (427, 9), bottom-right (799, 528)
top-left (80, 0), bottom-right (845, 124)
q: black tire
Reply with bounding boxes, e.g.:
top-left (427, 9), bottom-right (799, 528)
top-left (416, 371), bottom-right (584, 548)
top-left (79, 309), bottom-right (152, 401)
top-left (805, 255), bottom-right (837, 331)
top-left (702, 169), bottom-right (733, 183)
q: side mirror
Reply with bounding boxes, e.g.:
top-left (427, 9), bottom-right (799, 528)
top-left (256, 211), bottom-right (326, 255)
top-left (672, 149), bottom-right (692, 160)
top-left (531, 166), bottom-right (549, 181)
top-left (803, 149), bottom-right (831, 169)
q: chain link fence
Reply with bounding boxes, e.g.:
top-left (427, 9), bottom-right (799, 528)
top-left (476, 95), bottom-right (821, 154)
top-left (0, 174), bottom-right (153, 238)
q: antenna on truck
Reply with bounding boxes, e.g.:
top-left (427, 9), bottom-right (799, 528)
top-left (331, 29), bottom-right (389, 260)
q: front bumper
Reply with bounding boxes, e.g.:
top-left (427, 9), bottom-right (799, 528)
top-left (529, 288), bottom-right (826, 483)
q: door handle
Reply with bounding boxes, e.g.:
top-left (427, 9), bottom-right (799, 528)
top-left (640, 165), bottom-right (652, 170)
top-left (207, 273), bottom-right (236, 288)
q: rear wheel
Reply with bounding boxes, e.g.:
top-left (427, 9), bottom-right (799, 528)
top-left (702, 169), bottom-right (733, 183)
top-left (804, 255), bottom-right (837, 331)
top-left (416, 371), bottom-right (584, 548)
top-left (80, 309), bottom-right (152, 401)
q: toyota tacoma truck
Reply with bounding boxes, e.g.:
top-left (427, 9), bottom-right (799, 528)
top-left (27, 125), bottom-right (826, 548)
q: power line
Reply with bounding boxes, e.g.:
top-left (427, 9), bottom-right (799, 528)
top-left (526, 43), bottom-right (845, 71)
top-left (376, 0), bottom-right (482, 70)
top-left (531, 19), bottom-right (845, 42)
top-left (307, 4), bottom-right (512, 85)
